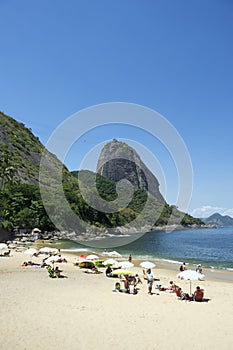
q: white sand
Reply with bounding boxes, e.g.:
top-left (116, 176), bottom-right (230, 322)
top-left (0, 250), bottom-right (233, 350)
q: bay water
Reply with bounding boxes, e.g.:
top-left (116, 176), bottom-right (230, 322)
top-left (57, 226), bottom-right (233, 270)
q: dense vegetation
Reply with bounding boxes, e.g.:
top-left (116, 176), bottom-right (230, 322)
top-left (0, 112), bottom-right (204, 233)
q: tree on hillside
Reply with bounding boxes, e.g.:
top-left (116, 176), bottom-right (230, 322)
top-left (0, 149), bottom-right (18, 190)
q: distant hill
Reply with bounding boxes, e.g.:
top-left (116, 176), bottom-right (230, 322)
top-left (202, 213), bottom-right (233, 226)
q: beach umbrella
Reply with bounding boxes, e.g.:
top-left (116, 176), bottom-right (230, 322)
top-left (45, 255), bottom-right (61, 263)
top-left (0, 243), bottom-right (8, 255)
top-left (103, 251), bottom-right (122, 258)
top-left (39, 247), bottom-right (58, 254)
top-left (78, 261), bottom-right (95, 269)
top-left (177, 269), bottom-right (205, 295)
top-left (117, 261), bottom-right (134, 269)
top-left (103, 258), bottom-right (118, 266)
top-left (24, 248), bottom-right (38, 256)
top-left (140, 261), bottom-right (156, 269)
top-left (32, 228), bottom-right (42, 233)
top-left (80, 255), bottom-right (87, 259)
top-left (112, 269), bottom-right (133, 276)
top-left (86, 254), bottom-right (99, 260)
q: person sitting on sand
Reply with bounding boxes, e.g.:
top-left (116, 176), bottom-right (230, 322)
top-left (135, 274), bottom-right (142, 286)
top-left (193, 286), bottom-right (204, 302)
top-left (129, 280), bottom-right (137, 295)
top-left (113, 282), bottom-right (122, 292)
top-left (122, 275), bottom-right (130, 292)
top-left (175, 287), bottom-right (191, 300)
top-left (54, 266), bottom-right (62, 278)
top-left (105, 266), bottom-right (113, 277)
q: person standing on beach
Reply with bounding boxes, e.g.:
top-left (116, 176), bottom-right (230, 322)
top-left (128, 254), bottom-right (132, 262)
top-left (143, 268), bottom-right (154, 295)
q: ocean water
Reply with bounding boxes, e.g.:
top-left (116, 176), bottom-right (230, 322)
top-left (57, 226), bottom-right (233, 270)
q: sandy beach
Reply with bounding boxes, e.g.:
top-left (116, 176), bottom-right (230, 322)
top-left (1, 248), bottom-right (233, 350)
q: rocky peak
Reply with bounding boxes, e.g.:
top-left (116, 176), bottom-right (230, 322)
top-left (96, 139), bottom-right (165, 202)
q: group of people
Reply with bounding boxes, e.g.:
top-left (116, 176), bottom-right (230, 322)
top-left (179, 262), bottom-right (203, 274)
top-left (112, 266), bottom-right (204, 301)
top-left (113, 274), bottom-right (142, 294)
top-left (47, 265), bottom-right (63, 278)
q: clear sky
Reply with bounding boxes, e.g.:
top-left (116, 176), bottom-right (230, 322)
top-left (1, 0), bottom-right (233, 218)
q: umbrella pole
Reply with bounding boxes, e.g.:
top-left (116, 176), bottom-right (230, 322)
top-left (190, 280), bottom-right (192, 296)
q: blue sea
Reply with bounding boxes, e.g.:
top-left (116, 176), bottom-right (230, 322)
top-left (57, 226), bottom-right (233, 270)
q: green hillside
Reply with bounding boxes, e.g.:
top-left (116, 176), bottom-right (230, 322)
top-left (0, 112), bottom-right (203, 234)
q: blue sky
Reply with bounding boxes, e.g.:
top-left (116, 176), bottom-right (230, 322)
top-left (1, 0), bottom-right (233, 218)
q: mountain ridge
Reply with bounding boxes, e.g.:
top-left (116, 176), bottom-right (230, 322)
top-left (202, 212), bottom-right (233, 226)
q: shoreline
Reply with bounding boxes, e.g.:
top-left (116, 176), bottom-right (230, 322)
top-left (33, 240), bottom-right (233, 282)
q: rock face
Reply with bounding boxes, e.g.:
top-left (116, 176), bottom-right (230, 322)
top-left (96, 139), bottom-right (165, 202)
top-left (0, 112), bottom-right (66, 186)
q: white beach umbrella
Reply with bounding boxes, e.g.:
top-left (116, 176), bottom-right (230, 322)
top-left (0, 243), bottom-right (8, 255)
top-left (140, 261), bottom-right (156, 269)
top-left (117, 261), bottom-right (134, 269)
top-left (107, 251), bottom-right (122, 258)
top-left (45, 255), bottom-right (61, 263)
top-left (86, 254), bottom-right (99, 260)
top-left (32, 228), bottom-right (41, 233)
top-left (0, 243), bottom-right (8, 250)
top-left (177, 269), bottom-right (205, 295)
top-left (24, 248), bottom-right (38, 256)
top-left (111, 269), bottom-right (133, 276)
top-left (39, 247), bottom-right (58, 254)
top-left (103, 259), bottom-right (118, 266)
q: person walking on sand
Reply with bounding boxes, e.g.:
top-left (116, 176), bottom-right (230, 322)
top-left (143, 268), bottom-right (154, 295)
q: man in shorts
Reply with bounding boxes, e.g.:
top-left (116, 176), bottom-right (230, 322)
top-left (143, 268), bottom-right (154, 295)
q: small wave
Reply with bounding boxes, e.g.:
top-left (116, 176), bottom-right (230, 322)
top-left (60, 248), bottom-right (90, 252)
top-left (159, 258), bottom-right (183, 265)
